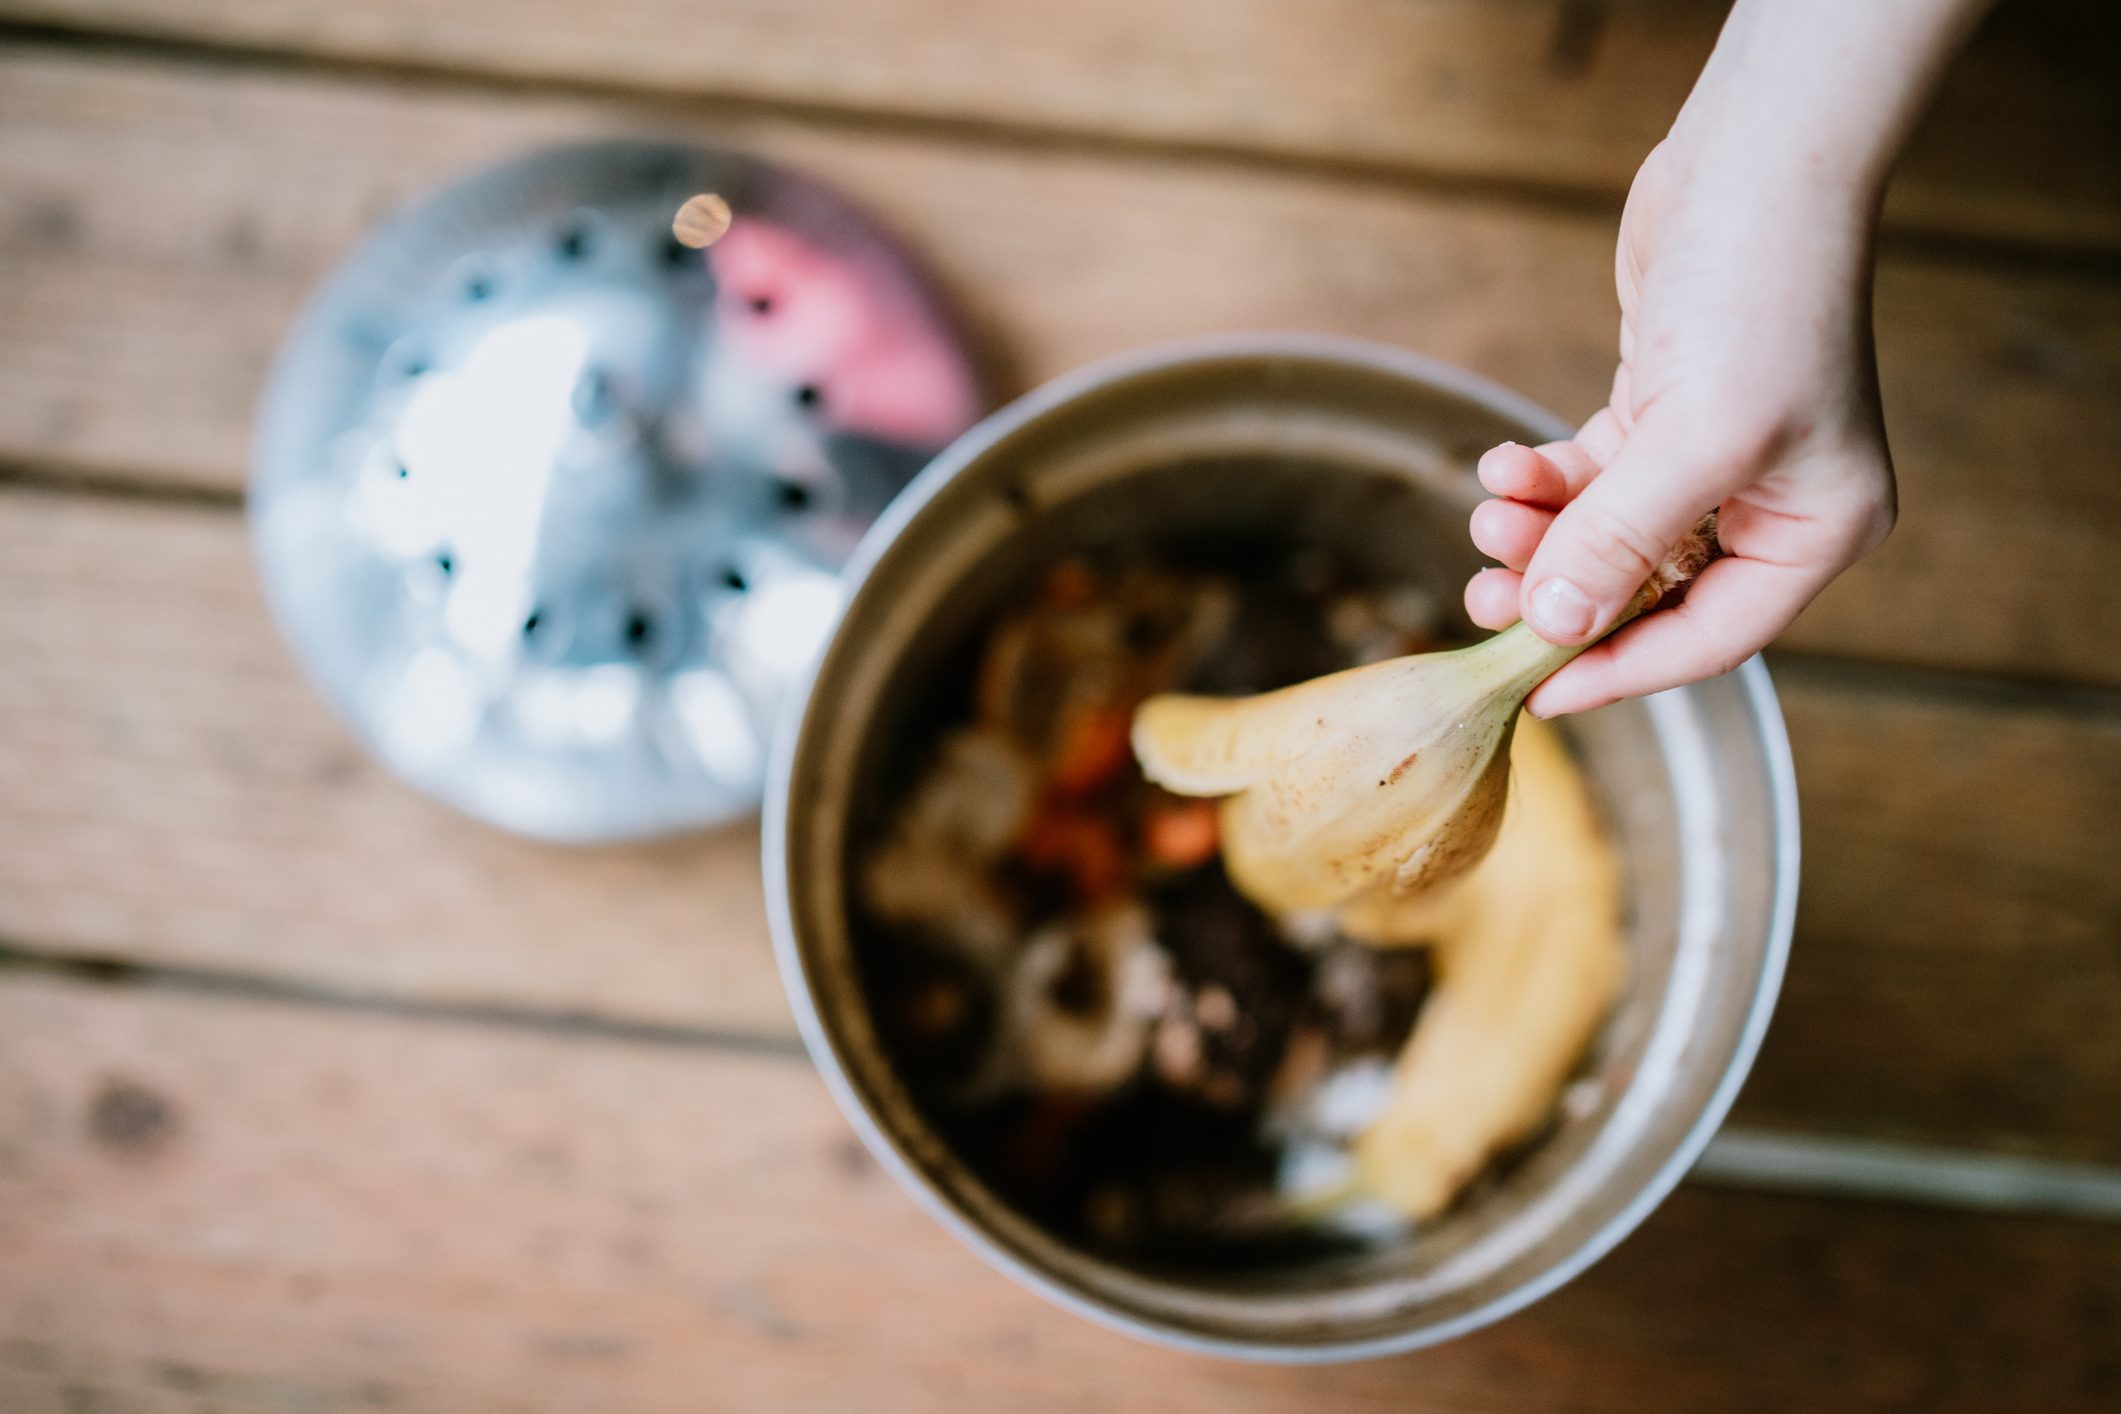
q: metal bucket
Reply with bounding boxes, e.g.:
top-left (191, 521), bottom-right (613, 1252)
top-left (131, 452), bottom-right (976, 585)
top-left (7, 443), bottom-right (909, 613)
top-left (764, 334), bottom-right (1798, 1360)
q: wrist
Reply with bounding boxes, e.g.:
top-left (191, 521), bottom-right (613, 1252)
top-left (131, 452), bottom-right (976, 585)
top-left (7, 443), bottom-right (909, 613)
top-left (1650, 114), bottom-right (1884, 262)
top-left (1665, 0), bottom-right (1992, 221)
top-left (1664, 74), bottom-right (1889, 225)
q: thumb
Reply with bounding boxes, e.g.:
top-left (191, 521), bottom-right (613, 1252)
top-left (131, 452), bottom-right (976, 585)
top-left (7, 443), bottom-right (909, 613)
top-left (1518, 420), bottom-right (1738, 645)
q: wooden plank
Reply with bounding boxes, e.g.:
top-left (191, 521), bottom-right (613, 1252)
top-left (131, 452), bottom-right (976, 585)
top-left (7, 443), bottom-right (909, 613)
top-left (3, 0), bottom-right (2116, 257)
top-left (2, 974), bottom-right (2117, 1412)
top-left (6, 490), bottom-right (2120, 1163)
top-left (2, 50), bottom-right (2117, 687)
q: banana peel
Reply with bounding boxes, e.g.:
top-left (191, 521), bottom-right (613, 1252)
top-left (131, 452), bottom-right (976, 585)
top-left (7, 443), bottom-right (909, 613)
top-left (1336, 717), bottom-right (1623, 1216)
top-left (1132, 623), bottom-right (1576, 912)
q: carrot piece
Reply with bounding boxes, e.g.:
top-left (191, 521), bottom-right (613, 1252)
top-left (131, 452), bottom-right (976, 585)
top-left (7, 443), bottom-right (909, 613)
top-left (1144, 796), bottom-right (1220, 870)
top-left (1017, 800), bottom-right (1128, 905)
top-left (1067, 817), bottom-right (1128, 903)
top-left (1048, 702), bottom-right (1135, 795)
top-left (1016, 804), bottom-right (1075, 871)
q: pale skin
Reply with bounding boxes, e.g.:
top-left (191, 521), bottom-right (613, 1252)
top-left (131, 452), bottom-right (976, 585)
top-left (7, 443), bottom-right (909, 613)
top-left (1467, 0), bottom-right (1997, 718)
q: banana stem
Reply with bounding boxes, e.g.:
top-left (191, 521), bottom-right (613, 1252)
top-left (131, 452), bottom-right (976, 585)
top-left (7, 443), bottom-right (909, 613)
top-left (1467, 551), bottom-right (1696, 712)
top-left (1463, 620), bottom-right (1590, 703)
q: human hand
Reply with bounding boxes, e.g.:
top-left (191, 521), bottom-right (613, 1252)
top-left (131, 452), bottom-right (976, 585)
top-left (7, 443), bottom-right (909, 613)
top-left (1465, 132), bottom-right (1898, 718)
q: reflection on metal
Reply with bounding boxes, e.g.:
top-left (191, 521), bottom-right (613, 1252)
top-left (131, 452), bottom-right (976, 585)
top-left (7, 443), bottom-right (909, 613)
top-left (252, 141), bottom-right (982, 840)
top-left (1697, 1128), bottom-right (2121, 1222)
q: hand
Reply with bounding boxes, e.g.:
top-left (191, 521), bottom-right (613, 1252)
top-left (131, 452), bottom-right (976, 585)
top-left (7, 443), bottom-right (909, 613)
top-left (1465, 131), bottom-right (1898, 718)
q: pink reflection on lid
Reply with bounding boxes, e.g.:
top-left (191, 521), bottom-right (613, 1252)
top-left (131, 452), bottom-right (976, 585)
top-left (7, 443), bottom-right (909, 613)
top-left (709, 220), bottom-right (980, 447)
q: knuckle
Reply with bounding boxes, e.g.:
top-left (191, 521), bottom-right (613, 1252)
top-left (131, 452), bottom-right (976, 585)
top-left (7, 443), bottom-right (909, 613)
top-left (1563, 501), bottom-right (1664, 585)
top-left (1828, 467), bottom-right (1899, 560)
top-left (1857, 480), bottom-right (1899, 555)
top-left (1715, 410), bottom-right (1793, 473)
top-left (1665, 402), bottom-right (1792, 488)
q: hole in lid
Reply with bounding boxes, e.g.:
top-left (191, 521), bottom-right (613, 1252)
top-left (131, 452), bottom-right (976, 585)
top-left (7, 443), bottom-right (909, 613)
top-left (749, 295), bottom-right (774, 315)
top-left (793, 383), bottom-right (822, 410)
top-left (556, 222), bottom-right (593, 261)
top-left (624, 609), bottom-right (654, 646)
top-left (523, 610), bottom-right (543, 637)
top-left (435, 550), bottom-right (455, 577)
top-left (721, 567), bottom-right (749, 593)
top-left (573, 367), bottom-right (615, 422)
top-left (395, 462), bottom-right (410, 479)
top-left (464, 275), bottom-right (495, 302)
top-left (774, 479), bottom-right (813, 511)
top-left (383, 337), bottom-right (432, 382)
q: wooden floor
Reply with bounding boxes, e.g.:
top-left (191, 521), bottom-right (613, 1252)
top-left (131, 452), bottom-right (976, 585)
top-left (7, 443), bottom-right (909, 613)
top-left (1, 2), bottom-right (2117, 1408)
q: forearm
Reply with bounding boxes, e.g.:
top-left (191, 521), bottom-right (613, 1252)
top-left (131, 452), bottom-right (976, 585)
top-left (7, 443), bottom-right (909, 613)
top-left (1671, 0), bottom-right (1996, 208)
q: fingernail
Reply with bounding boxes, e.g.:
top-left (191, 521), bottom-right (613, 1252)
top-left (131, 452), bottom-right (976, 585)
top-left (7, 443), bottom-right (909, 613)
top-left (1528, 578), bottom-right (1596, 639)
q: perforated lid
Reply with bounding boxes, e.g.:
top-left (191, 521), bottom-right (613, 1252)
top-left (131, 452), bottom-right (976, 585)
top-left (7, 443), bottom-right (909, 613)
top-left (251, 140), bottom-right (984, 840)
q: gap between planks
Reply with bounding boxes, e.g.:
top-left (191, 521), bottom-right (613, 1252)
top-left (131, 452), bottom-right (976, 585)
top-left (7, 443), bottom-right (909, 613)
top-left (0, 454), bottom-right (245, 513)
top-left (1763, 650), bottom-right (2121, 728)
top-left (0, 935), bottom-right (806, 1059)
top-left (7, 933), bottom-right (2120, 1229)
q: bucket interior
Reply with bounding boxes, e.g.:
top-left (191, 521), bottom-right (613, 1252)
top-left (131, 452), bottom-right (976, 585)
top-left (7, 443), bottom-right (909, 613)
top-left (773, 343), bottom-right (1791, 1355)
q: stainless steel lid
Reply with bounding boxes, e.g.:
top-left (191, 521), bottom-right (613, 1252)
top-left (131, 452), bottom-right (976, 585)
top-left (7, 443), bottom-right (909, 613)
top-left (251, 140), bottom-right (983, 840)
